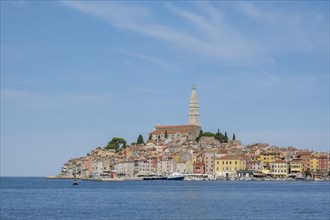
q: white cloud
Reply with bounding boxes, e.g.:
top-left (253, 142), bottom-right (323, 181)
top-left (60, 1), bottom-right (262, 64)
top-left (234, 2), bottom-right (329, 53)
top-left (60, 1), bottom-right (328, 65)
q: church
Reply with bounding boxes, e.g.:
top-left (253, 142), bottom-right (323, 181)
top-left (150, 86), bottom-right (201, 141)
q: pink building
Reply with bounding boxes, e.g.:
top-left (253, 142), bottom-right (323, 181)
top-left (318, 156), bottom-right (329, 176)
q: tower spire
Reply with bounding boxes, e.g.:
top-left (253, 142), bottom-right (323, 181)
top-left (189, 85), bottom-right (199, 126)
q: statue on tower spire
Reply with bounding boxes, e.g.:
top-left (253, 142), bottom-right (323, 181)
top-left (189, 85), bottom-right (199, 126)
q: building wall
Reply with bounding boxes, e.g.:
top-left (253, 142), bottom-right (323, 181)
top-left (157, 160), bottom-right (176, 175)
top-left (138, 160), bottom-right (151, 175)
top-left (114, 161), bottom-right (135, 177)
top-left (310, 157), bottom-right (319, 173)
top-left (290, 160), bottom-right (302, 174)
top-left (270, 162), bottom-right (289, 176)
top-left (215, 158), bottom-right (246, 177)
top-left (318, 157), bottom-right (329, 176)
top-left (204, 152), bottom-right (215, 174)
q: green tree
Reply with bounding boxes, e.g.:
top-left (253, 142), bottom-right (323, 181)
top-left (105, 137), bottom-right (127, 151)
top-left (214, 132), bottom-right (225, 143)
top-left (233, 133), bottom-right (236, 141)
top-left (203, 132), bottom-right (215, 137)
top-left (196, 129), bottom-right (203, 142)
top-left (224, 132), bottom-right (228, 142)
top-left (137, 134), bottom-right (144, 145)
top-left (165, 130), bottom-right (168, 138)
top-left (148, 134), bottom-right (152, 140)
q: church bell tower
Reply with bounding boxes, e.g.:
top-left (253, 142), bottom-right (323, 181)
top-left (189, 85), bottom-right (199, 126)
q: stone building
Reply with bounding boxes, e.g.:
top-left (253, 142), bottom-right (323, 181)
top-left (150, 86), bottom-right (201, 142)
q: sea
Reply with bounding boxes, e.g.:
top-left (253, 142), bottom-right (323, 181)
top-left (0, 177), bottom-right (329, 220)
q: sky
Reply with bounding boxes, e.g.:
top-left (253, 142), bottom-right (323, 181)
top-left (1, 1), bottom-right (329, 176)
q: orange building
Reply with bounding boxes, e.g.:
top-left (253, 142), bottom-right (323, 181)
top-left (298, 152), bottom-right (312, 173)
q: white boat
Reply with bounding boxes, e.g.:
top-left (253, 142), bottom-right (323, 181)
top-left (167, 173), bottom-right (185, 181)
top-left (294, 174), bottom-right (305, 181)
top-left (314, 177), bottom-right (324, 181)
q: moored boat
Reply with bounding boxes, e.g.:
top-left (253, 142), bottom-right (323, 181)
top-left (166, 173), bottom-right (185, 181)
top-left (143, 174), bottom-right (167, 180)
top-left (294, 174), bottom-right (305, 181)
top-left (314, 177), bottom-right (324, 181)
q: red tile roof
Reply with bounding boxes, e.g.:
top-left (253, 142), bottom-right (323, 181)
top-left (150, 124), bottom-right (199, 135)
top-left (272, 160), bottom-right (287, 164)
top-left (217, 155), bottom-right (243, 160)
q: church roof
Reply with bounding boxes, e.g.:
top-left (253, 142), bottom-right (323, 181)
top-left (150, 124), bottom-right (200, 135)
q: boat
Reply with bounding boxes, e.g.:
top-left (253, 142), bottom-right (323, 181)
top-left (143, 174), bottom-right (167, 180)
top-left (73, 179), bottom-right (78, 185)
top-left (72, 166), bottom-right (78, 185)
top-left (166, 173), bottom-right (185, 181)
top-left (294, 174), bottom-right (305, 181)
top-left (314, 177), bottom-right (324, 181)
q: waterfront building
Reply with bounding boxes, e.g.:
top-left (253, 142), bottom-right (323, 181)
top-left (147, 157), bottom-right (158, 173)
top-left (204, 151), bottom-right (216, 174)
top-left (114, 160), bottom-right (135, 178)
top-left (137, 158), bottom-right (152, 176)
top-left (247, 160), bottom-right (263, 172)
top-left (80, 158), bottom-right (92, 178)
top-left (270, 160), bottom-right (289, 177)
top-left (176, 160), bottom-right (193, 174)
top-left (289, 159), bottom-right (303, 174)
top-left (157, 159), bottom-right (176, 175)
top-left (193, 161), bottom-right (205, 174)
top-left (310, 156), bottom-right (319, 174)
top-left (150, 86), bottom-right (201, 141)
top-left (237, 170), bottom-right (254, 179)
top-left (298, 152), bottom-right (312, 173)
top-left (215, 155), bottom-right (246, 178)
top-left (92, 159), bottom-right (104, 178)
top-left (318, 155), bottom-right (329, 176)
top-left (258, 152), bottom-right (281, 168)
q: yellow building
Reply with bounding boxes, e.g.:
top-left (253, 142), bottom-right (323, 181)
top-left (290, 159), bottom-right (303, 174)
top-left (310, 156), bottom-right (319, 173)
top-left (215, 155), bottom-right (246, 178)
top-left (172, 155), bottom-right (180, 162)
top-left (192, 152), bottom-right (198, 164)
top-left (258, 152), bottom-right (280, 167)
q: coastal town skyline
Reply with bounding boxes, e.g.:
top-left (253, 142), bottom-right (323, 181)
top-left (1, 1), bottom-right (329, 176)
top-left (56, 86), bottom-right (330, 182)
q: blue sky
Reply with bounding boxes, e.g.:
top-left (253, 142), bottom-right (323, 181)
top-left (1, 1), bottom-right (329, 176)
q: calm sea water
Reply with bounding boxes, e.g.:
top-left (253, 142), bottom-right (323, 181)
top-left (0, 177), bottom-right (329, 220)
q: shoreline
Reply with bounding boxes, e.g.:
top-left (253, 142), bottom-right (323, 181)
top-left (45, 176), bottom-right (330, 182)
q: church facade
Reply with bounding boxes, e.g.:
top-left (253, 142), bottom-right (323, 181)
top-left (150, 86), bottom-right (201, 141)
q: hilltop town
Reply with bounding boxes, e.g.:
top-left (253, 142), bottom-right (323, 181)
top-left (56, 87), bottom-right (330, 181)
